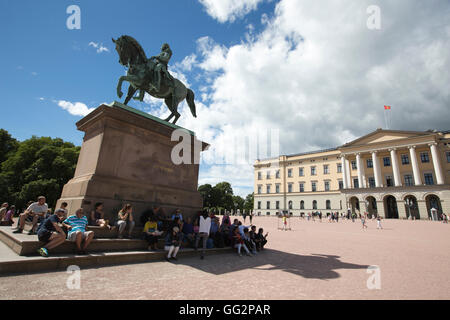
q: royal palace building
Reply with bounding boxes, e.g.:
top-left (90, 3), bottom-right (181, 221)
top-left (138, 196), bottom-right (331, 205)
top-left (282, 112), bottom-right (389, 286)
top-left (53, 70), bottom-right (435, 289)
top-left (253, 129), bottom-right (450, 219)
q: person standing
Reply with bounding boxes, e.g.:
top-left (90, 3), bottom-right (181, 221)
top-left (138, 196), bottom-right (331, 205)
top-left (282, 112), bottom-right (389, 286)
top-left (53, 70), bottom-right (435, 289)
top-left (249, 211), bottom-right (254, 225)
top-left (195, 210), bottom-right (211, 260)
top-left (376, 216), bottom-right (383, 229)
top-left (361, 214), bottom-right (368, 230)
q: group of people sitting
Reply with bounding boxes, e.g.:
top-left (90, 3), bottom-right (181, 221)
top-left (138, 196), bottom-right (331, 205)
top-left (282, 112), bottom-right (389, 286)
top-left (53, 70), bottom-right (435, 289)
top-left (141, 208), bottom-right (269, 261)
top-left (2, 196), bottom-right (269, 260)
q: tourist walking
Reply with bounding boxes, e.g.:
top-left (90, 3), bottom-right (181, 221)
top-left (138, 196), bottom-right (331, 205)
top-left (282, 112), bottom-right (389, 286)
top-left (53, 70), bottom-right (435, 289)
top-left (361, 214), bottom-right (368, 230)
top-left (376, 216), bottom-right (383, 229)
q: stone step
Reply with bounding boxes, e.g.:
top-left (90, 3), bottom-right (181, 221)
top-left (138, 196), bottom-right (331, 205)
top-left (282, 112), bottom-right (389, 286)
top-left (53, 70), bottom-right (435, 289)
top-left (0, 226), bottom-right (161, 256)
top-left (0, 246), bottom-right (234, 275)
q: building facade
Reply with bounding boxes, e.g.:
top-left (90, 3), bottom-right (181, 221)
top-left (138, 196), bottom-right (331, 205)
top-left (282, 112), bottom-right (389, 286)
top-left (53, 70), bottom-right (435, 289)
top-left (254, 129), bottom-right (450, 219)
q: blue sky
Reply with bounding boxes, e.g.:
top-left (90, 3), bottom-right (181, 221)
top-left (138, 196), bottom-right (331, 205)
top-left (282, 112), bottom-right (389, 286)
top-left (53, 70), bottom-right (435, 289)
top-left (1, 1), bottom-right (449, 197)
top-left (0, 0), bottom-right (273, 144)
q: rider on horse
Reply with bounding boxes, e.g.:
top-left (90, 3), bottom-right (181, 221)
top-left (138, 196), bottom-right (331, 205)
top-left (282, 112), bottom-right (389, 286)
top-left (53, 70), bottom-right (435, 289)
top-left (151, 43), bottom-right (174, 92)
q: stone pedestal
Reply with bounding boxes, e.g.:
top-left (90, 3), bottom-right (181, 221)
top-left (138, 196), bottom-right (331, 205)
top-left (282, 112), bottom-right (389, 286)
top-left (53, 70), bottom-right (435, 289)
top-left (57, 102), bottom-right (208, 225)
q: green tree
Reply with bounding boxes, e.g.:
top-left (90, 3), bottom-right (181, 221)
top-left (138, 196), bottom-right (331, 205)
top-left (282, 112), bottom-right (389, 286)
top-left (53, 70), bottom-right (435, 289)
top-left (244, 193), bottom-right (254, 212)
top-left (0, 129), bottom-right (19, 168)
top-left (232, 195), bottom-right (245, 211)
top-left (198, 183), bottom-right (213, 208)
top-left (0, 133), bottom-right (80, 209)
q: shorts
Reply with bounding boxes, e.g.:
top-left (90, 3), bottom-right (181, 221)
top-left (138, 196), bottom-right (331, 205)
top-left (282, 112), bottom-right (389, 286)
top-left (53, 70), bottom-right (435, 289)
top-left (68, 231), bottom-right (94, 242)
top-left (37, 230), bottom-right (52, 243)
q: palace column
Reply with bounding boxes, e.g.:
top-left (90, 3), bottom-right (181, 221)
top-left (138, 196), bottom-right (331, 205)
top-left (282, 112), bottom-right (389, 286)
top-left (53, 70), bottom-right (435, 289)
top-left (345, 158), bottom-right (352, 189)
top-left (409, 146), bottom-right (422, 186)
top-left (429, 143), bottom-right (445, 185)
top-left (356, 153), bottom-right (365, 188)
top-left (390, 148), bottom-right (402, 187)
top-left (341, 156), bottom-right (348, 189)
top-left (372, 151), bottom-right (382, 187)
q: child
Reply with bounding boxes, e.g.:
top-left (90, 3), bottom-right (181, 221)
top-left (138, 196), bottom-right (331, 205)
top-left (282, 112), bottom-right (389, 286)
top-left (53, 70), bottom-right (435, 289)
top-left (143, 216), bottom-right (163, 251)
top-left (376, 216), bottom-right (383, 229)
top-left (165, 226), bottom-right (182, 261)
top-left (282, 215), bottom-right (287, 231)
top-left (232, 228), bottom-right (251, 257)
top-left (243, 228), bottom-right (257, 254)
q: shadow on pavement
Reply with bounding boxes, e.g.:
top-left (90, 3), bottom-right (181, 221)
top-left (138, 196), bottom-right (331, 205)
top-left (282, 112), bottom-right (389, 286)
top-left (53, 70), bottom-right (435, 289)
top-left (174, 249), bottom-right (370, 280)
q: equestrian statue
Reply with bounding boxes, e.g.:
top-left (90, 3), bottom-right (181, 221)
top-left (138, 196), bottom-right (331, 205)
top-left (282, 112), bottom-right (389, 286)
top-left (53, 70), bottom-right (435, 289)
top-left (112, 35), bottom-right (197, 124)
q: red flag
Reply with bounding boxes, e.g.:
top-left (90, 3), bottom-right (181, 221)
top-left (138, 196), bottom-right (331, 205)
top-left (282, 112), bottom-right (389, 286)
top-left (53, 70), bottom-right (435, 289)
top-left (384, 105), bottom-right (391, 110)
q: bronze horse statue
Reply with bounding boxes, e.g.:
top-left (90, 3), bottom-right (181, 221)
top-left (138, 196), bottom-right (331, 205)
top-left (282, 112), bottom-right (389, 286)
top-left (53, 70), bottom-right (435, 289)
top-left (112, 35), bottom-right (197, 124)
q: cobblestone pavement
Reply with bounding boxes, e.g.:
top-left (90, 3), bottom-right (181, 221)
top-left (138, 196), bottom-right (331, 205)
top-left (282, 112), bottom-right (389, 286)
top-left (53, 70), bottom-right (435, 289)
top-left (1, 217), bottom-right (449, 300)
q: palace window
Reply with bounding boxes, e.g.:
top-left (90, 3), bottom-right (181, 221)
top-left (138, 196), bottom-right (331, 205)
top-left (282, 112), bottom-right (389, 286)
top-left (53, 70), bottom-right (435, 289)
top-left (404, 174), bottom-right (414, 187)
top-left (326, 200), bottom-right (331, 210)
top-left (276, 201), bottom-right (280, 210)
top-left (368, 177), bottom-right (376, 188)
top-left (366, 159), bottom-right (373, 168)
top-left (258, 172), bottom-right (262, 180)
top-left (420, 152), bottom-right (430, 163)
top-left (266, 201), bottom-right (271, 209)
top-left (401, 154), bottom-right (410, 165)
top-left (424, 173), bottom-right (434, 185)
top-left (324, 181), bottom-right (330, 191)
top-left (266, 185), bottom-right (271, 194)
top-left (323, 165), bottom-right (329, 174)
top-left (257, 185), bottom-right (262, 194)
top-left (266, 171), bottom-right (271, 179)
top-left (386, 175), bottom-right (393, 187)
top-left (312, 200), bottom-right (318, 210)
top-left (300, 201), bottom-right (305, 210)
top-left (447, 151), bottom-right (450, 163)
top-left (288, 201), bottom-right (293, 210)
top-left (275, 170), bottom-right (280, 179)
top-left (353, 178), bottom-right (359, 189)
top-left (257, 201), bottom-right (261, 209)
top-left (383, 157), bottom-right (391, 167)
top-left (275, 184), bottom-right (280, 193)
top-left (337, 163), bottom-right (342, 173)
top-left (299, 167), bottom-right (304, 177)
top-left (351, 161), bottom-right (357, 170)
top-left (299, 183), bottom-right (304, 193)
top-left (311, 182), bottom-right (317, 192)
top-left (338, 180), bottom-right (344, 190)
top-left (287, 168), bottom-right (293, 177)
top-left (311, 166), bottom-right (317, 176)
top-left (288, 183), bottom-right (293, 193)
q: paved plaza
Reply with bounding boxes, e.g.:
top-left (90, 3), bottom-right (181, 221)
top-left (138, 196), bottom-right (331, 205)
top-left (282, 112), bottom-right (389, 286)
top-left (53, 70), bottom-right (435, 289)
top-left (0, 217), bottom-right (449, 300)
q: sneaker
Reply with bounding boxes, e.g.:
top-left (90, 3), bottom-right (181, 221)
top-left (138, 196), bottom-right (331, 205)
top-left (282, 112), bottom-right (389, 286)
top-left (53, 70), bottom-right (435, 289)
top-left (38, 247), bottom-right (48, 257)
top-left (13, 229), bottom-right (23, 234)
top-left (165, 256), bottom-right (171, 262)
top-left (171, 256), bottom-right (178, 261)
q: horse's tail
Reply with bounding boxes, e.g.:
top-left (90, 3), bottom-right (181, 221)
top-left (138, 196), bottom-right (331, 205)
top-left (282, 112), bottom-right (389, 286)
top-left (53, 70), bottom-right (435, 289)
top-left (186, 89), bottom-right (197, 118)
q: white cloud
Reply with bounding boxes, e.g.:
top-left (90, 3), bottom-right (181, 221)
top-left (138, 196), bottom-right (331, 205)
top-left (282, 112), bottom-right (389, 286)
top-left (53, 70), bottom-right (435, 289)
top-left (56, 100), bottom-right (95, 117)
top-left (174, 0), bottom-right (450, 196)
top-left (89, 42), bottom-right (110, 53)
top-left (199, 0), bottom-right (265, 23)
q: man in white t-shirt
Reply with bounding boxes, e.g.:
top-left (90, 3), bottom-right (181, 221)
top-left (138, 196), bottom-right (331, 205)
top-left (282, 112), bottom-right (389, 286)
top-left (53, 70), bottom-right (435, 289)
top-left (13, 196), bottom-right (48, 235)
top-left (195, 210), bottom-right (211, 260)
